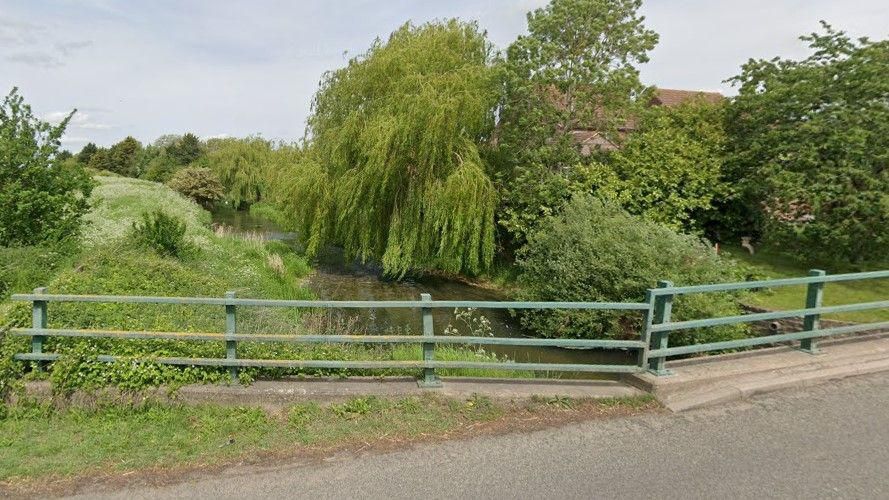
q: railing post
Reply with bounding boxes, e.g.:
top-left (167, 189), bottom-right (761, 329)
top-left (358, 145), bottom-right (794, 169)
top-left (800, 269), bottom-right (826, 354)
top-left (225, 291), bottom-right (239, 383)
top-left (31, 287), bottom-right (47, 370)
top-left (418, 293), bottom-right (441, 388)
top-left (648, 280), bottom-right (674, 376)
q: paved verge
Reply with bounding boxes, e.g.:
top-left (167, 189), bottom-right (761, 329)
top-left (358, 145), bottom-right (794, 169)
top-left (628, 332), bottom-right (889, 411)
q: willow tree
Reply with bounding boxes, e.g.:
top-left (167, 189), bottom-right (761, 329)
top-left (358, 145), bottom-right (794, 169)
top-left (203, 137), bottom-right (271, 208)
top-left (296, 20), bottom-right (499, 276)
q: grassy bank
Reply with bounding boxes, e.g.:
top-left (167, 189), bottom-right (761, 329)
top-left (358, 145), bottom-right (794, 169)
top-left (0, 394), bottom-right (656, 485)
top-left (1, 175), bottom-right (526, 394)
top-left (724, 246), bottom-right (888, 323)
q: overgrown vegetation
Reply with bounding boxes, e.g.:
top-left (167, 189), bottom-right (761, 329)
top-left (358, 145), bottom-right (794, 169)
top-left (0, 394), bottom-right (657, 483)
top-left (3, 0), bottom-right (886, 403)
top-left (166, 166), bottom-right (225, 208)
top-left (516, 195), bottom-right (747, 345)
top-left (130, 210), bottom-right (193, 258)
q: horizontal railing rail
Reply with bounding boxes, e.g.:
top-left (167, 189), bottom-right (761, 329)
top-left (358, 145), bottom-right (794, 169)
top-left (8, 294), bottom-right (649, 310)
top-left (8, 327), bottom-right (647, 349)
top-left (648, 270), bottom-right (889, 296)
top-left (10, 268), bottom-right (887, 383)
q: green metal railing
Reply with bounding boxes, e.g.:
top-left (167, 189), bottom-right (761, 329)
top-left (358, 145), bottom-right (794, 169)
top-left (643, 269), bottom-right (889, 375)
top-left (9, 269), bottom-right (888, 384)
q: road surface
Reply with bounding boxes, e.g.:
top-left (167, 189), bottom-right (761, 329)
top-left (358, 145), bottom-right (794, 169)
top-left (82, 372), bottom-right (889, 499)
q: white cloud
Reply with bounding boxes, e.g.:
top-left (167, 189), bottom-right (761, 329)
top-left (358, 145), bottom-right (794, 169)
top-left (4, 0), bottom-right (888, 147)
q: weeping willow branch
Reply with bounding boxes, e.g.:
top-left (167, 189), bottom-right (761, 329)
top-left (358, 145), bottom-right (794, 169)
top-left (283, 20), bottom-right (500, 277)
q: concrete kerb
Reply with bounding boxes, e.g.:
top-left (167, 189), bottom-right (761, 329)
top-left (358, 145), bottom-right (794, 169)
top-left (625, 330), bottom-right (889, 412)
top-left (18, 377), bottom-right (643, 410)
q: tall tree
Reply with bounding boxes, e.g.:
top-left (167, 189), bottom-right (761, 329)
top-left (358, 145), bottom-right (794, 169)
top-left (291, 20), bottom-right (500, 276)
top-left (76, 142), bottom-right (98, 164)
top-left (168, 132), bottom-right (203, 166)
top-left (496, 0), bottom-right (659, 245)
top-left (0, 88), bottom-right (94, 246)
top-left (203, 137), bottom-right (271, 208)
top-left (108, 136), bottom-right (142, 177)
top-left (724, 23), bottom-right (888, 265)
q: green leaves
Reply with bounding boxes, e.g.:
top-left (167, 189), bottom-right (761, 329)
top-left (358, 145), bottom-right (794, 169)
top-left (497, 0), bottom-right (659, 246)
top-left (293, 20), bottom-right (500, 277)
top-left (724, 23), bottom-right (888, 266)
top-left (0, 88), bottom-right (94, 247)
top-left (516, 194), bottom-right (746, 343)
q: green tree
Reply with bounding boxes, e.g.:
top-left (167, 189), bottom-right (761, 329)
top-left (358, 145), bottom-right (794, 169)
top-left (86, 147), bottom-right (113, 172)
top-left (76, 142), bottom-right (98, 164)
top-left (292, 20), bottom-right (500, 276)
top-left (0, 88), bottom-right (94, 246)
top-left (168, 132), bottom-right (203, 166)
top-left (108, 136), bottom-right (142, 177)
top-left (497, 0), bottom-right (659, 245)
top-left (167, 166), bottom-right (225, 208)
top-left (724, 23), bottom-right (889, 265)
top-left (202, 137), bottom-right (271, 208)
top-left (586, 99), bottom-right (728, 232)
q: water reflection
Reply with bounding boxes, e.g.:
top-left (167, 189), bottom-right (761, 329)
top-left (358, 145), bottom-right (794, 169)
top-left (211, 208), bottom-right (636, 378)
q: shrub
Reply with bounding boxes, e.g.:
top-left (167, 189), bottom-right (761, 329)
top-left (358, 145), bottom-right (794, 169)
top-left (167, 167), bottom-right (225, 208)
top-left (0, 88), bottom-right (94, 246)
top-left (130, 210), bottom-right (192, 258)
top-left (516, 194), bottom-right (747, 345)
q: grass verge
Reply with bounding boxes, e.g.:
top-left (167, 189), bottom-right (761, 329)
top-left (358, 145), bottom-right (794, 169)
top-left (724, 246), bottom-right (888, 323)
top-left (1, 176), bottom-right (538, 395)
top-left (0, 394), bottom-right (657, 488)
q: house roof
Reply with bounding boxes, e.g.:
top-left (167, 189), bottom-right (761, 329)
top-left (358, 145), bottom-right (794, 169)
top-left (650, 88), bottom-right (724, 107)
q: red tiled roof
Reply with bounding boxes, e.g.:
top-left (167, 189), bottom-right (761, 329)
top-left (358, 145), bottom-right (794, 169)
top-left (650, 88), bottom-right (724, 107)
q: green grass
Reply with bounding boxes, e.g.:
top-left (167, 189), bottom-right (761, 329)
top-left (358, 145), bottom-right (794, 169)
top-left (0, 394), bottom-right (655, 483)
top-left (723, 246), bottom-right (889, 323)
top-left (1, 176), bottom-right (541, 391)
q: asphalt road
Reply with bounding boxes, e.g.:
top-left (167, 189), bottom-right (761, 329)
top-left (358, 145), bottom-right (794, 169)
top-left (83, 372), bottom-right (889, 500)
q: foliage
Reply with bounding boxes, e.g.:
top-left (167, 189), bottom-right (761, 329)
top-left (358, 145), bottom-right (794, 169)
top-left (166, 166), bottom-right (225, 208)
top-left (167, 132), bottom-right (203, 166)
top-left (140, 151), bottom-right (181, 182)
top-left (497, 0), bottom-right (659, 245)
top-left (130, 210), bottom-right (192, 258)
top-left (0, 88), bottom-right (95, 247)
top-left (202, 137), bottom-right (271, 208)
top-left (723, 23), bottom-right (889, 265)
top-left (107, 136), bottom-right (143, 177)
top-left (292, 20), bottom-right (500, 277)
top-left (0, 239), bottom-right (79, 300)
top-left (586, 99), bottom-right (728, 232)
top-left (516, 194), bottom-right (747, 345)
top-left (76, 142), bottom-right (98, 164)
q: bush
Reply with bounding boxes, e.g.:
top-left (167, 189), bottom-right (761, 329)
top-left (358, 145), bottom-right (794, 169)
top-left (723, 24), bottom-right (889, 265)
top-left (166, 167), bottom-right (225, 208)
top-left (516, 194), bottom-right (747, 345)
top-left (130, 210), bottom-right (192, 258)
top-left (0, 88), bottom-right (94, 246)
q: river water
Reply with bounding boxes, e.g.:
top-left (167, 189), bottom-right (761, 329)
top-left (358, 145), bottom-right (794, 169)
top-left (211, 208), bottom-right (635, 377)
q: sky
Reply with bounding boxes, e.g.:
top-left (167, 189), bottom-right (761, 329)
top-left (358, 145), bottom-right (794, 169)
top-left (2, 0), bottom-right (887, 149)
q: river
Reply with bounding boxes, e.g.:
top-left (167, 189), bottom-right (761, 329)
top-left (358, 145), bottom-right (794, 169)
top-left (211, 208), bottom-right (635, 377)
